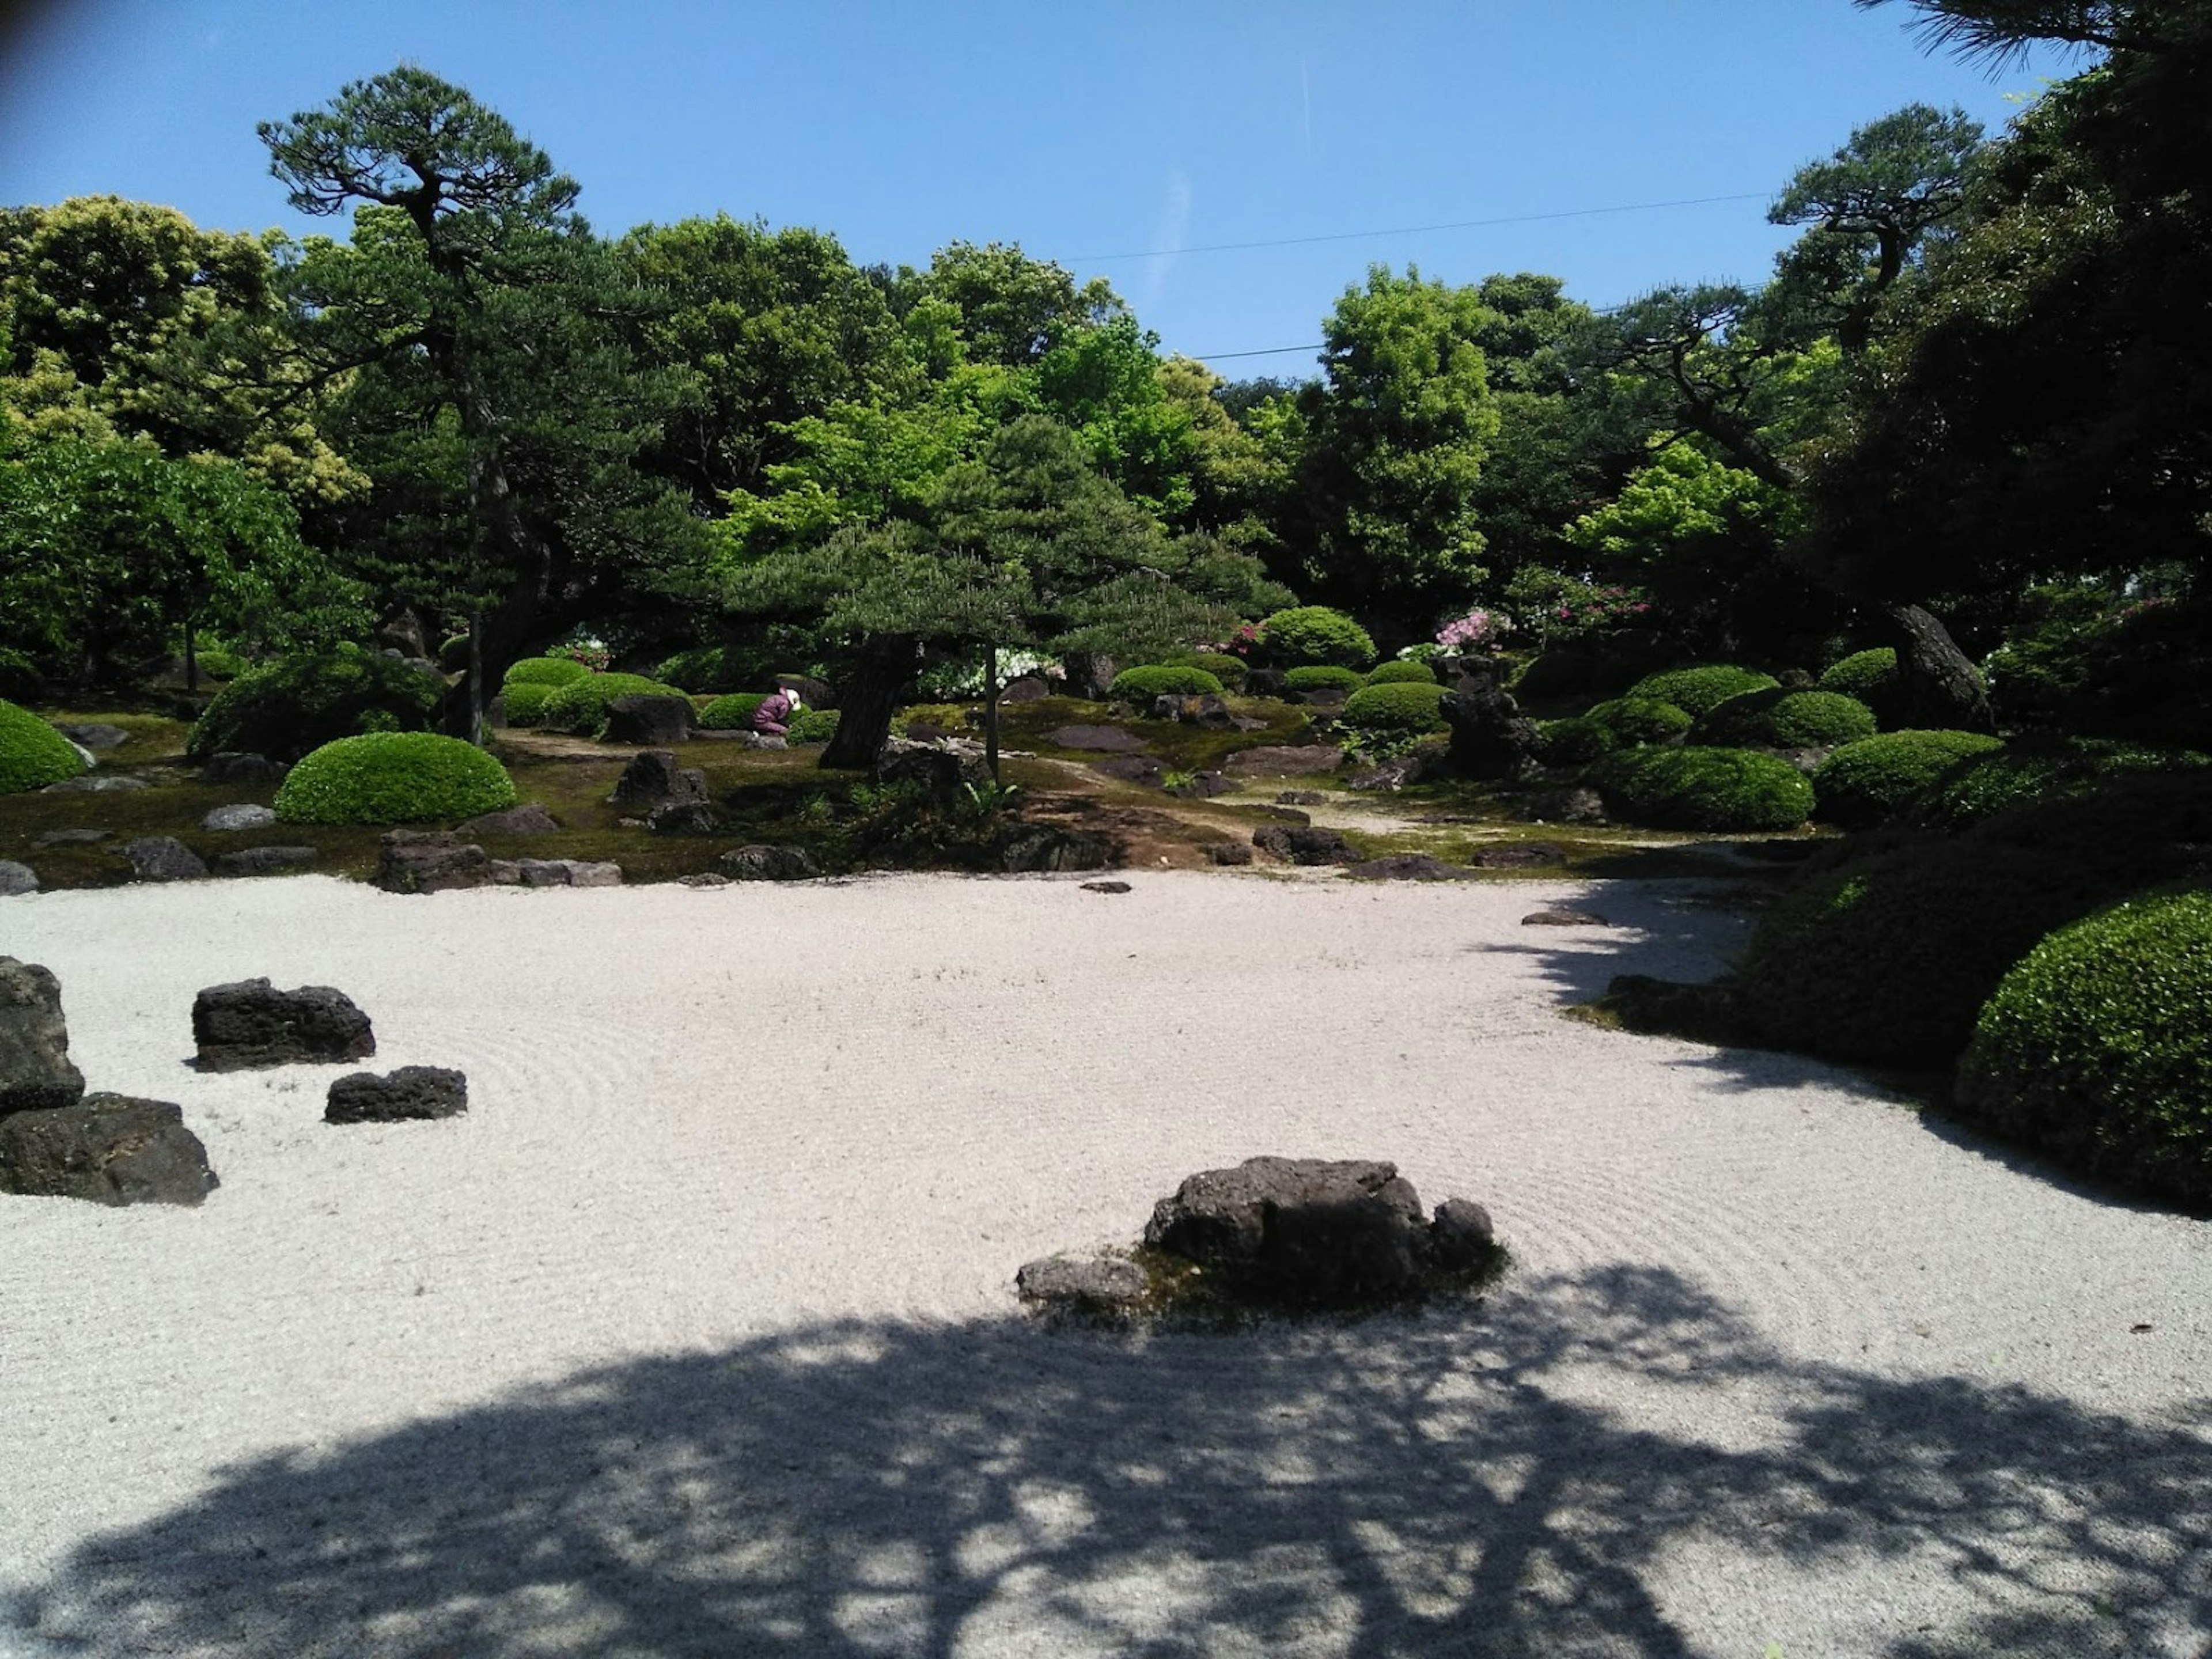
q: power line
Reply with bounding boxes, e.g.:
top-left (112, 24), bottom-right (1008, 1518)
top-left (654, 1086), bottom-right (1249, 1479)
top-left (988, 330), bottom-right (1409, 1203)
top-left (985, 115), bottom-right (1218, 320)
top-left (1066, 190), bottom-right (1771, 264)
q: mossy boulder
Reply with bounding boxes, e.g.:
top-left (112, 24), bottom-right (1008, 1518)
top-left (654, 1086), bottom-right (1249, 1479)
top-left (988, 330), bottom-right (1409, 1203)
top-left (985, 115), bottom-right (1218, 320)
top-left (1958, 890), bottom-right (2212, 1204)
top-left (1624, 665), bottom-right (1780, 719)
top-left (0, 700), bottom-right (87, 794)
top-left (1365, 658), bottom-right (1438, 686)
top-left (1692, 687), bottom-right (1878, 749)
top-left (274, 733), bottom-right (518, 826)
top-left (536, 672), bottom-right (688, 738)
top-left (1585, 696), bottom-right (1692, 748)
top-left (1341, 681), bottom-right (1450, 736)
top-left (1258, 605), bottom-right (1376, 669)
top-left (1595, 745), bottom-right (1812, 831)
top-left (502, 656), bottom-right (592, 690)
top-left (1110, 665), bottom-right (1224, 700)
top-left (187, 646), bottom-right (444, 763)
top-left (1811, 730), bottom-right (2008, 829)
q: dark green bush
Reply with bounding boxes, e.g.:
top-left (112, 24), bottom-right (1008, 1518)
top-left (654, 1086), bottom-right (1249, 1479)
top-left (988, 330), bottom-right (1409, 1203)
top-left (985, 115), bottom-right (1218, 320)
top-left (1958, 889), bottom-right (2212, 1204)
top-left (655, 646), bottom-right (746, 693)
top-left (537, 672), bottom-right (688, 737)
top-left (1594, 746), bottom-right (1813, 831)
top-left (503, 656), bottom-right (592, 690)
top-left (1341, 681), bottom-right (1449, 736)
top-left (1692, 688), bottom-right (1877, 749)
top-left (502, 681), bottom-right (556, 728)
top-left (699, 692), bottom-right (770, 730)
top-left (195, 647), bottom-right (245, 682)
top-left (786, 707), bottom-right (842, 744)
top-left (1624, 665), bottom-right (1779, 719)
top-left (0, 699), bottom-right (86, 793)
top-left (1585, 696), bottom-right (1692, 748)
top-left (1737, 842), bottom-right (2106, 1067)
top-left (1110, 665), bottom-right (1224, 700)
top-left (1818, 647), bottom-right (1898, 717)
top-left (1511, 651), bottom-right (1602, 701)
top-left (1536, 716), bottom-right (1616, 766)
top-left (1283, 665), bottom-right (1365, 695)
top-left (1162, 653), bottom-right (1248, 690)
top-left (1258, 605), bottom-right (1375, 669)
top-left (1812, 730), bottom-right (2007, 829)
top-left (1365, 658), bottom-right (1438, 685)
top-left (187, 646), bottom-right (443, 763)
top-left (1906, 738), bottom-right (2210, 834)
top-left (274, 732), bottom-right (517, 825)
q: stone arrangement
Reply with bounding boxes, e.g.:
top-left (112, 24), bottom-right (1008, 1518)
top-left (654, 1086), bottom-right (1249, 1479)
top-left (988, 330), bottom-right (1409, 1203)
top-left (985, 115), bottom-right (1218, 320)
top-left (192, 979), bottom-right (376, 1071)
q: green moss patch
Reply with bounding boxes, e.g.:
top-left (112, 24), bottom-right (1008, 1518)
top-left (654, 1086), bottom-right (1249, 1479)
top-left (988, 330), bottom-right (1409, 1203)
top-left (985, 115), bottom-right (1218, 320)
top-left (0, 700), bottom-right (88, 794)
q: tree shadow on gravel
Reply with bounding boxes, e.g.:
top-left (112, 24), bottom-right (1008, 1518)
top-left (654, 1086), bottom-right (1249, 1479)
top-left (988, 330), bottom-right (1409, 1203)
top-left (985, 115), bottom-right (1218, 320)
top-left (12, 1267), bottom-right (2208, 1658)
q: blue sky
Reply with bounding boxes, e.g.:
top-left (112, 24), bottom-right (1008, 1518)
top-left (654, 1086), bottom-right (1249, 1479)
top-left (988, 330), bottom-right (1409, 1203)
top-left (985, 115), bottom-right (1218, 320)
top-left (0, 1), bottom-right (2071, 374)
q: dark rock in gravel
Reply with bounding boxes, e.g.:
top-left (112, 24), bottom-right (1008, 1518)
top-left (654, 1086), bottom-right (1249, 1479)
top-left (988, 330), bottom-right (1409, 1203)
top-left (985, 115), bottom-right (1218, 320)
top-left (202, 803), bottom-right (278, 832)
top-left (0, 1093), bottom-right (217, 1206)
top-left (202, 752), bottom-right (287, 786)
top-left (33, 829), bottom-right (108, 847)
top-left (1203, 842), bottom-right (1253, 866)
top-left (47, 775), bottom-right (149, 793)
top-left (54, 722), bottom-right (129, 752)
top-left (210, 845), bottom-right (318, 878)
top-left (716, 844), bottom-right (819, 882)
top-left (1045, 725), bottom-right (1149, 755)
top-left (1089, 755), bottom-right (1164, 785)
top-left (1001, 827), bottom-right (1114, 873)
top-left (0, 957), bottom-right (83, 1115)
top-left (1275, 790), bottom-right (1327, 806)
top-left (1000, 676), bottom-right (1050, 703)
top-left (1223, 744), bottom-right (1345, 778)
top-left (1342, 855), bottom-right (1474, 881)
top-left (1143, 1156), bottom-right (1431, 1306)
top-left (677, 872), bottom-right (732, 888)
top-left (376, 830), bottom-right (494, 894)
top-left (645, 800), bottom-right (730, 836)
top-left (0, 861), bottom-right (36, 897)
top-left (192, 979), bottom-right (374, 1072)
top-left (1016, 1253), bottom-right (1148, 1320)
top-left (612, 750), bottom-right (706, 809)
top-left (1251, 824), bottom-right (1354, 865)
top-left (1474, 843), bottom-right (1566, 869)
top-left (603, 694), bottom-right (695, 746)
top-left (1429, 1199), bottom-right (1499, 1272)
top-left (515, 858), bottom-right (623, 888)
top-left (324, 1066), bottom-right (468, 1125)
top-left (1081, 880), bottom-right (1132, 894)
top-left (457, 802), bottom-right (560, 836)
top-left (1522, 908), bottom-right (1610, 927)
top-left (123, 836), bottom-right (206, 882)
top-left (1528, 786), bottom-right (1607, 825)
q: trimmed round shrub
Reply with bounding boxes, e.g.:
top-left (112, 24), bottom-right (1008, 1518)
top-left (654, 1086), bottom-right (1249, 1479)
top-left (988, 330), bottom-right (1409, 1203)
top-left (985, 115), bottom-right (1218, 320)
top-left (1624, 665), bottom-right (1779, 719)
top-left (195, 647), bottom-right (245, 682)
top-left (1958, 890), bottom-right (2212, 1203)
top-left (1812, 730), bottom-right (2006, 829)
top-left (1908, 738), bottom-right (2209, 834)
top-left (1283, 665), bottom-right (1365, 695)
top-left (187, 646), bottom-right (443, 763)
top-left (699, 692), bottom-right (770, 730)
top-left (1162, 653), bottom-right (1248, 690)
top-left (502, 681), bottom-right (556, 728)
top-left (1341, 681), bottom-right (1449, 736)
top-left (1365, 658), bottom-right (1437, 686)
top-left (1692, 688), bottom-right (1878, 750)
top-left (1737, 842), bottom-right (2106, 1067)
top-left (536, 672), bottom-right (688, 738)
top-left (274, 732), bottom-right (517, 825)
top-left (1536, 715), bottom-right (1617, 766)
top-left (0, 699), bottom-right (87, 794)
top-left (503, 656), bottom-right (592, 691)
top-left (1259, 606), bottom-right (1376, 669)
top-left (786, 707), bottom-right (842, 744)
top-left (1594, 746), bottom-right (1813, 831)
top-left (1818, 647), bottom-right (1898, 716)
top-left (1110, 665), bottom-right (1224, 700)
top-left (1585, 696), bottom-right (1692, 748)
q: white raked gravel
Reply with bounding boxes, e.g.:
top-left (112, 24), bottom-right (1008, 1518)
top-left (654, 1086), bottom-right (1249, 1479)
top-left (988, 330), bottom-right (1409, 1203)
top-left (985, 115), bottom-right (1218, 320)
top-left (0, 871), bottom-right (2207, 1658)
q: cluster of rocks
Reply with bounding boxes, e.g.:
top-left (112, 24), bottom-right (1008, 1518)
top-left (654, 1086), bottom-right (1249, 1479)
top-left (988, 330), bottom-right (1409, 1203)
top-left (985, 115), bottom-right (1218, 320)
top-left (1016, 1156), bottom-right (1503, 1323)
top-left (375, 830), bottom-right (620, 895)
top-left (192, 979), bottom-right (469, 1124)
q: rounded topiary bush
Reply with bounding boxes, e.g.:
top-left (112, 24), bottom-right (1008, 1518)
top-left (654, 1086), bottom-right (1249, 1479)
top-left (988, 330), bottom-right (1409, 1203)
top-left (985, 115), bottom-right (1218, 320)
top-left (1536, 715), bottom-right (1616, 766)
top-left (1365, 658), bottom-right (1438, 686)
top-left (187, 646), bottom-right (444, 763)
top-left (1957, 890), bottom-right (2212, 1203)
top-left (0, 699), bottom-right (86, 794)
top-left (699, 692), bottom-right (770, 730)
top-left (1907, 739), bottom-right (2209, 834)
top-left (786, 707), bottom-right (842, 744)
top-left (1812, 729), bottom-right (2007, 829)
top-left (503, 656), bottom-right (592, 690)
top-left (1341, 681), bottom-right (1449, 736)
top-left (1818, 647), bottom-right (1898, 715)
top-left (1692, 687), bottom-right (1878, 750)
top-left (1283, 665), bottom-right (1365, 695)
top-left (274, 732), bottom-right (518, 825)
top-left (1736, 842), bottom-right (2105, 1068)
top-left (1594, 746), bottom-right (1813, 832)
top-left (1163, 653), bottom-right (1248, 690)
top-left (536, 672), bottom-right (688, 737)
top-left (1110, 665), bottom-right (1225, 701)
top-left (1624, 665), bottom-right (1780, 719)
top-left (1258, 606), bottom-right (1376, 669)
top-left (1585, 696), bottom-right (1692, 748)
top-left (502, 681), bottom-right (556, 728)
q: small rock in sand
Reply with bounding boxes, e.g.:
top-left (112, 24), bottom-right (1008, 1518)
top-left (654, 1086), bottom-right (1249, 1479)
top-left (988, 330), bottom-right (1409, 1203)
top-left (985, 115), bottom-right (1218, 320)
top-left (325, 1066), bottom-right (468, 1125)
top-left (202, 803), bottom-right (278, 832)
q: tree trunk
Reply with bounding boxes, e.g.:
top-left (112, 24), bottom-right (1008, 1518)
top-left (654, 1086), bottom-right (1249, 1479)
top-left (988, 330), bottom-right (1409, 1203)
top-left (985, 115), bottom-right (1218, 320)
top-left (181, 606), bottom-right (198, 696)
top-left (983, 642), bottom-right (1002, 786)
top-left (466, 607), bottom-right (486, 746)
top-left (821, 639), bottom-right (913, 771)
top-left (1877, 601), bottom-right (1994, 732)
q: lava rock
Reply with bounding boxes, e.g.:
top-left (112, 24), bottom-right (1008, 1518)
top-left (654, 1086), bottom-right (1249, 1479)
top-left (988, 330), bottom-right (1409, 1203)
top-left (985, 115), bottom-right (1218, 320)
top-left (1528, 786), bottom-right (1607, 825)
top-left (874, 736), bottom-right (993, 801)
top-left (1164, 770), bottom-right (1233, 800)
top-left (47, 775), bottom-right (148, 793)
top-left (210, 845), bottom-right (318, 878)
top-left (678, 872), bottom-right (732, 888)
top-left (1440, 657), bottom-right (1541, 781)
top-left (0, 957), bottom-right (84, 1115)
top-left (457, 802), bottom-right (561, 836)
top-left (0, 1093), bottom-right (217, 1206)
top-left (1342, 854), bottom-right (1474, 881)
top-left (603, 694), bottom-right (695, 746)
top-left (1043, 725), bottom-right (1149, 755)
top-left (613, 750), bottom-right (707, 809)
top-left (324, 1066), bottom-right (468, 1125)
top-left (1000, 827), bottom-right (1113, 873)
top-left (192, 979), bottom-right (374, 1071)
top-left (123, 836), bottom-right (207, 882)
top-left (1015, 1254), bottom-right (1148, 1320)
top-left (1143, 1156), bottom-right (1430, 1306)
top-left (202, 752), bottom-right (287, 786)
top-left (1251, 824), bottom-right (1354, 865)
top-left (1275, 790), bottom-right (1328, 806)
top-left (742, 732), bottom-right (788, 750)
top-left (1243, 668), bottom-right (1288, 697)
top-left (33, 829), bottom-right (107, 847)
top-left (1223, 744), bottom-right (1346, 778)
top-left (1000, 676), bottom-right (1051, 703)
top-left (1151, 692), bottom-right (1235, 729)
top-left (1347, 752), bottom-right (1437, 792)
top-left (53, 722), bottom-right (128, 752)
top-left (514, 858), bottom-right (624, 888)
top-left (1088, 755), bottom-right (1164, 785)
top-left (376, 830), bottom-right (495, 894)
top-left (1203, 842), bottom-right (1253, 866)
top-left (1474, 843), bottom-right (1566, 869)
top-left (1522, 908), bottom-right (1609, 927)
top-left (1429, 1199), bottom-right (1499, 1272)
top-left (0, 861), bottom-right (36, 897)
top-left (717, 844), bottom-right (820, 881)
top-left (202, 804), bottom-right (278, 832)
top-left (1081, 880), bottom-right (1132, 894)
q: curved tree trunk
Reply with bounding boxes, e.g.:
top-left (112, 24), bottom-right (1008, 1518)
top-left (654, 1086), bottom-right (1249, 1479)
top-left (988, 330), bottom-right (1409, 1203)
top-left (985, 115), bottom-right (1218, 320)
top-left (820, 639), bottom-right (915, 771)
top-left (1877, 601), bottom-right (1994, 732)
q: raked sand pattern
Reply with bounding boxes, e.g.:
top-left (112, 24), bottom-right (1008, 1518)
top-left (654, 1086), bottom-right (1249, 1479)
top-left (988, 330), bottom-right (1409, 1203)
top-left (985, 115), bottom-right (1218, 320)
top-left (1, 872), bottom-right (2207, 1657)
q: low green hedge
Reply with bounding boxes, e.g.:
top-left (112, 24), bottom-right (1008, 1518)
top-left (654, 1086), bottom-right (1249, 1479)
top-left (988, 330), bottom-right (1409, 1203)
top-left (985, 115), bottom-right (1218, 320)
top-left (536, 672), bottom-right (688, 737)
top-left (1111, 665), bottom-right (1225, 700)
top-left (0, 699), bottom-right (86, 794)
top-left (1692, 688), bottom-right (1878, 749)
top-left (1536, 716), bottom-right (1616, 766)
top-left (1907, 738), bottom-right (2210, 833)
top-left (274, 732), bottom-right (518, 825)
top-left (1258, 605), bottom-right (1375, 669)
top-left (1341, 680), bottom-right (1449, 735)
top-left (1811, 730), bottom-right (2007, 829)
top-left (786, 707), bottom-right (842, 744)
top-left (502, 656), bottom-right (592, 690)
top-left (1585, 696), bottom-right (1692, 748)
top-left (1594, 745), bottom-right (1812, 831)
top-left (1737, 842), bottom-right (2105, 1067)
top-left (1163, 653), bottom-right (1248, 690)
top-left (699, 692), bottom-right (770, 730)
top-left (1958, 890), bottom-right (2212, 1204)
top-left (1283, 665), bottom-right (1365, 695)
top-left (1365, 659), bottom-right (1438, 685)
top-left (187, 646), bottom-right (444, 763)
top-left (1624, 665), bottom-right (1780, 719)
top-left (502, 681), bottom-right (556, 728)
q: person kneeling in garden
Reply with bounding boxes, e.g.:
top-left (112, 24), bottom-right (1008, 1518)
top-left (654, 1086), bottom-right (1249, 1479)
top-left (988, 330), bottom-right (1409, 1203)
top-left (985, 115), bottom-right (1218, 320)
top-left (753, 686), bottom-right (802, 737)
